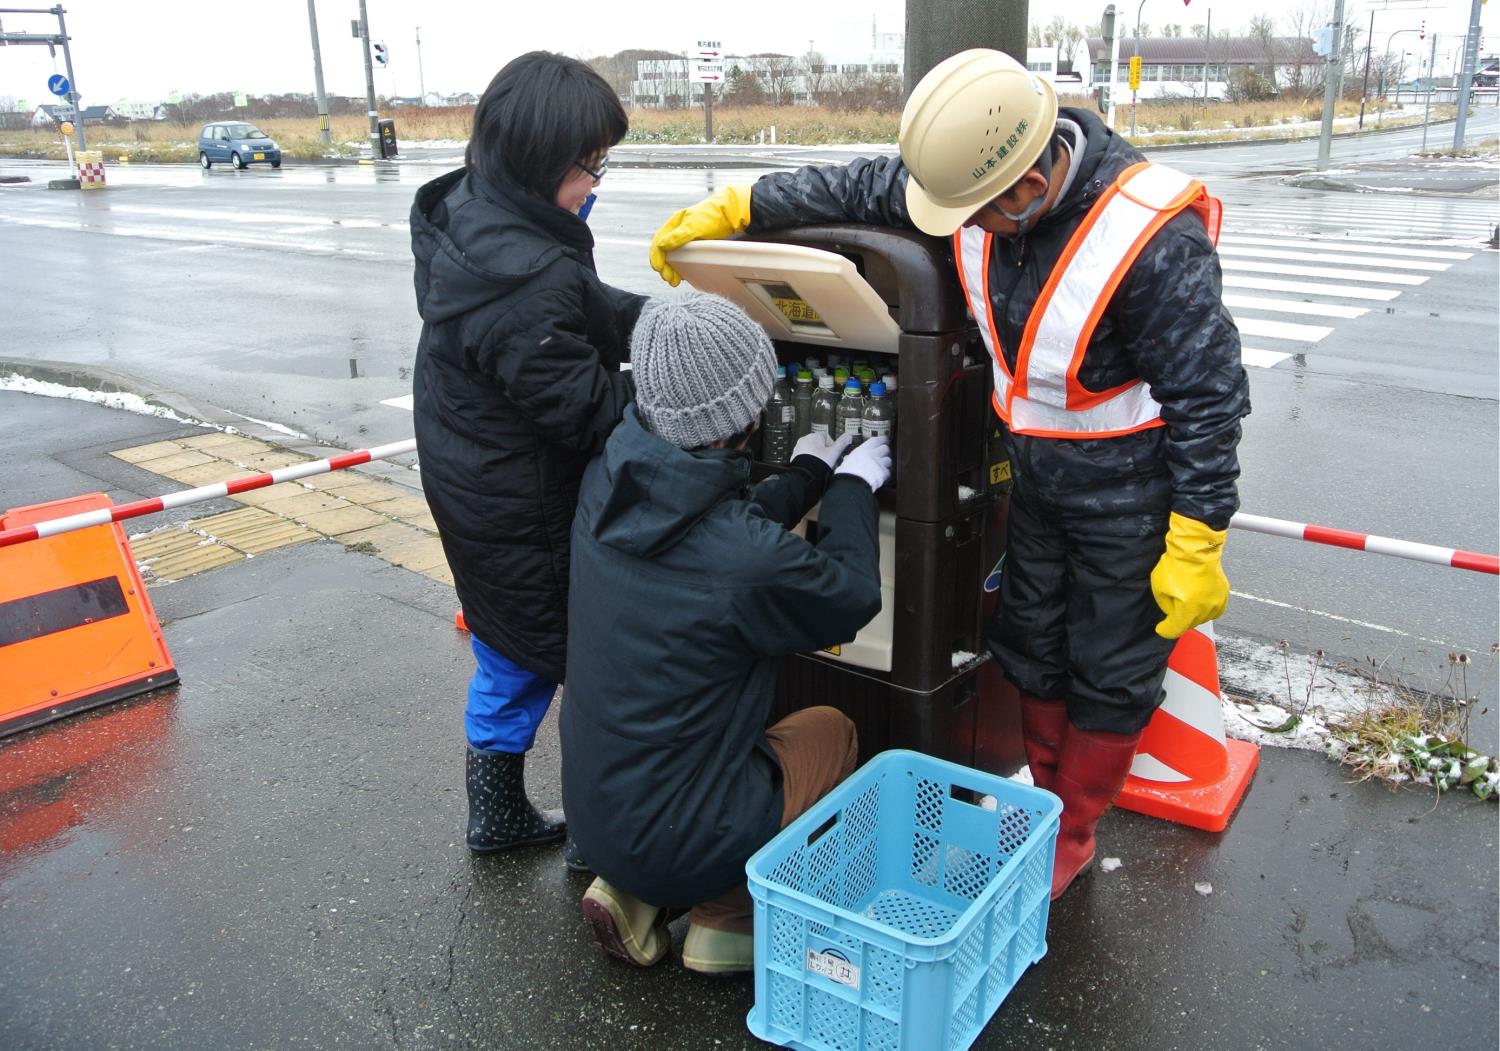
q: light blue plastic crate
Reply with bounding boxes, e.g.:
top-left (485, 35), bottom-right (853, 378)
top-left (746, 749), bottom-right (1061, 1051)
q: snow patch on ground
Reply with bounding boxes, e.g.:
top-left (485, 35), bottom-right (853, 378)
top-left (1100, 857), bottom-right (1122, 873)
top-left (1, 372), bottom-right (201, 425)
top-left (222, 410), bottom-right (309, 440)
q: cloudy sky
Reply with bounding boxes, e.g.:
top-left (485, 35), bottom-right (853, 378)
top-left (0, 0), bottom-right (1487, 106)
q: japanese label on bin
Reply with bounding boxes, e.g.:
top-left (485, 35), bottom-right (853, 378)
top-left (806, 948), bottom-right (861, 989)
top-left (990, 460), bottom-right (1012, 484)
top-left (746, 280), bottom-right (834, 334)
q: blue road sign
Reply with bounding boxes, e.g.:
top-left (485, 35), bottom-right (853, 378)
top-left (48, 74), bottom-right (70, 97)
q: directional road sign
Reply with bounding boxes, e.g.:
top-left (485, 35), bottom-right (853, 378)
top-left (693, 62), bottom-right (725, 83)
top-left (47, 74), bottom-right (70, 97)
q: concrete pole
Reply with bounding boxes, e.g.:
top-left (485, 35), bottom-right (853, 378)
top-left (1129, 0), bottom-right (1145, 137)
top-left (1452, 0), bottom-right (1484, 148)
top-left (305, 0), bottom-right (331, 144)
top-left (1358, 9), bottom-right (1374, 130)
top-left (1201, 8), bottom-right (1211, 107)
top-left (416, 27), bottom-right (426, 105)
top-left (1315, 0), bottom-right (1346, 171)
top-left (1421, 32), bottom-right (1437, 151)
top-left (357, 0), bottom-right (379, 158)
top-left (1108, 25), bottom-right (1122, 128)
top-left (903, 0), bottom-right (1028, 97)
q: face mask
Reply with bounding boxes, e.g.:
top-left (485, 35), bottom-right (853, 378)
top-left (986, 139), bottom-right (1055, 234)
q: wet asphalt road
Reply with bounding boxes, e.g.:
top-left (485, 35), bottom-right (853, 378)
top-left (1, 392), bottom-right (1495, 1051)
top-left (0, 115), bottom-right (1496, 738)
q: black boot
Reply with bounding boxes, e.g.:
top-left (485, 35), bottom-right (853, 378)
top-left (465, 745), bottom-right (566, 853)
top-left (563, 835), bottom-right (591, 873)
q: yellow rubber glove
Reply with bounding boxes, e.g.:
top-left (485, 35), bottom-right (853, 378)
top-left (648, 184), bottom-right (754, 287)
top-left (1150, 512), bottom-right (1230, 639)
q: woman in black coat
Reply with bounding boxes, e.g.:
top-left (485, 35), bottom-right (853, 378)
top-left (409, 52), bottom-right (644, 858)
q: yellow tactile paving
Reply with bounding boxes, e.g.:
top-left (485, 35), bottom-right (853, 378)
top-left (294, 505), bottom-right (390, 536)
top-left (361, 495), bottom-right (431, 519)
top-left (130, 449), bottom-right (218, 475)
top-left (161, 462), bottom-right (261, 487)
top-left (176, 432), bottom-right (252, 451)
top-left (111, 440), bottom-right (186, 464)
top-left (247, 490), bottom-right (352, 517)
top-left (111, 436), bottom-right (453, 592)
top-left (191, 507), bottom-right (317, 556)
top-left (328, 481), bottom-right (410, 505)
top-left (129, 527), bottom-right (246, 582)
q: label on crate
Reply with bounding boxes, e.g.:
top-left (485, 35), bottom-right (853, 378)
top-left (806, 948), bottom-right (861, 990)
top-left (990, 460), bottom-right (1012, 485)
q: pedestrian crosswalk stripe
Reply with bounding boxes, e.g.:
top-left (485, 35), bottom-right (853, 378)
top-left (1222, 274), bottom-right (1401, 301)
top-left (1222, 294), bottom-right (1368, 319)
top-left (1241, 348), bottom-right (1294, 369)
top-left (1217, 245), bottom-right (1452, 272)
top-left (1227, 211), bottom-right (1495, 234)
top-left (1221, 259), bottom-right (1427, 285)
top-left (1219, 234), bottom-right (1473, 261)
top-left (1234, 317), bottom-right (1332, 343)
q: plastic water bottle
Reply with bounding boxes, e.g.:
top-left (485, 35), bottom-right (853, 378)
top-left (833, 378), bottom-right (865, 444)
top-left (862, 381), bottom-right (894, 441)
top-left (762, 366), bottom-right (793, 464)
top-left (792, 369), bottom-right (815, 439)
top-left (810, 375), bottom-right (838, 439)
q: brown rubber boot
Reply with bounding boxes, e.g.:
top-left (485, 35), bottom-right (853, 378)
top-left (1019, 694), bottom-right (1069, 792)
top-left (1050, 726), bottom-right (1143, 901)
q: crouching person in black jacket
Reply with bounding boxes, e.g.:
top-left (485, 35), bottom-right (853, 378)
top-left (561, 292), bottom-right (889, 975)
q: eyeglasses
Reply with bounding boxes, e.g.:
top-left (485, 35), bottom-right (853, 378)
top-left (575, 155), bottom-right (609, 182)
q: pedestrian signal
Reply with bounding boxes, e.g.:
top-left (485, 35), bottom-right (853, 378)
top-left (1128, 55), bottom-right (1142, 90)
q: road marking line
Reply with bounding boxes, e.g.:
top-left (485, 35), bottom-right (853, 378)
top-left (1219, 234), bottom-right (1473, 260)
top-left (1217, 245), bottom-right (1451, 272)
top-left (1221, 259), bottom-right (1427, 285)
top-left (1233, 317), bottom-right (1332, 342)
top-left (1222, 294), bottom-right (1368, 319)
top-left (1241, 348), bottom-right (1294, 368)
top-left (1229, 213), bottom-right (1495, 235)
top-left (1228, 589), bottom-right (1463, 648)
top-left (381, 395), bottom-right (414, 411)
top-left (1221, 275), bottom-right (1401, 301)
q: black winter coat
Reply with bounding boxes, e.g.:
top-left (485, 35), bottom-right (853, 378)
top-left (410, 169), bottom-right (645, 682)
top-left (750, 108), bottom-right (1250, 532)
top-left (560, 408), bottom-right (882, 907)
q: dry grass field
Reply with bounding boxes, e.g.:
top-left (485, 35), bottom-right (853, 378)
top-left (0, 98), bottom-right (1455, 162)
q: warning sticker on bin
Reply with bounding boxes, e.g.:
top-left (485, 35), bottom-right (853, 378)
top-left (821, 643), bottom-right (841, 656)
top-left (806, 948), bottom-right (860, 989)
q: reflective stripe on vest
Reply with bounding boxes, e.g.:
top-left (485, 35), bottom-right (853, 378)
top-left (954, 161), bottom-right (1220, 438)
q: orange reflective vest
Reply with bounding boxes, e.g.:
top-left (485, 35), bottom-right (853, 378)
top-left (953, 161), bottom-right (1223, 439)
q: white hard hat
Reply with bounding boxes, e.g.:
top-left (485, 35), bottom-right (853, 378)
top-left (900, 49), bottom-right (1059, 236)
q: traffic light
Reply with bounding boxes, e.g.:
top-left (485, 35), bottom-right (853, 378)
top-left (1128, 54), bottom-right (1142, 90)
top-left (373, 41), bottom-right (388, 67)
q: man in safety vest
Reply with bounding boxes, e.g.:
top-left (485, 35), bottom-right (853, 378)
top-left (647, 49), bottom-right (1250, 900)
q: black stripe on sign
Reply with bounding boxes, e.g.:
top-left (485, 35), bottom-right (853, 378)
top-left (0, 577), bottom-right (131, 649)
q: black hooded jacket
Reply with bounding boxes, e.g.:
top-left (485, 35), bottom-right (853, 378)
top-left (410, 168), bottom-right (645, 681)
top-left (560, 408), bottom-right (881, 907)
top-left (749, 108), bottom-right (1249, 533)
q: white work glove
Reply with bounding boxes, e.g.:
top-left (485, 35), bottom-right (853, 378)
top-left (833, 436), bottom-right (891, 492)
top-left (791, 431), bottom-right (853, 471)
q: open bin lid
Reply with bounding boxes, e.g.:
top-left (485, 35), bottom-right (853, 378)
top-left (666, 240), bottom-right (902, 355)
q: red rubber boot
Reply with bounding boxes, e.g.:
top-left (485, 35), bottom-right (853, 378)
top-left (1050, 726), bottom-right (1143, 901)
top-left (1019, 694), bottom-right (1069, 792)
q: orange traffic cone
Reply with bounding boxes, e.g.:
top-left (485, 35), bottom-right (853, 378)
top-left (1114, 622), bottom-right (1259, 833)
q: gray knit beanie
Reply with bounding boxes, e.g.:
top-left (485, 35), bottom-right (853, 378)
top-left (630, 292), bottom-right (777, 450)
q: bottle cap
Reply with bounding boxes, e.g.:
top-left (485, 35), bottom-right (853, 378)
top-left (797, 369), bottom-right (813, 381)
top-left (818, 374), bottom-right (834, 389)
top-left (869, 382), bottom-right (887, 396)
top-left (834, 368), bottom-right (850, 382)
top-left (844, 379), bottom-right (864, 393)
top-left (775, 364), bottom-right (786, 377)
top-left (882, 372), bottom-right (898, 389)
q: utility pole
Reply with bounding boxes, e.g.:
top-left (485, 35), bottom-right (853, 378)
top-left (1452, 0), bottom-right (1484, 148)
top-left (1201, 7), bottom-right (1211, 108)
top-left (415, 26), bottom-right (426, 105)
top-left (357, 0), bottom-right (379, 158)
top-left (305, 0), bottom-right (331, 144)
top-left (1358, 9), bottom-right (1374, 130)
top-left (1421, 31), bottom-right (1437, 151)
top-left (904, 0), bottom-right (1027, 97)
top-left (1315, 0), bottom-right (1346, 171)
top-left (1129, 0), bottom-right (1146, 137)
